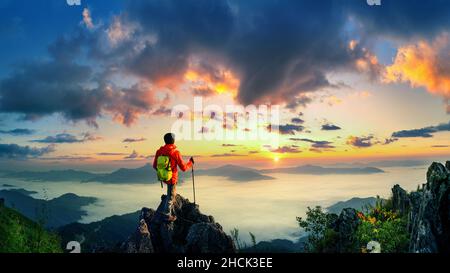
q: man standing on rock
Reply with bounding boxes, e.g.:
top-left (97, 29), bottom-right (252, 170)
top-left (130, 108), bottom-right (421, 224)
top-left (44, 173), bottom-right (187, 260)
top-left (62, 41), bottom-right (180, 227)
top-left (153, 133), bottom-right (194, 222)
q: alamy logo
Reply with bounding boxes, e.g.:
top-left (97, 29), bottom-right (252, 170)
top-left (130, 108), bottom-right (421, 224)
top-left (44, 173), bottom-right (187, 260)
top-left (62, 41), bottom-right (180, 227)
top-left (66, 0), bottom-right (81, 6)
top-left (66, 241), bottom-right (81, 253)
top-left (367, 241), bottom-right (381, 253)
top-left (367, 0), bottom-right (381, 6)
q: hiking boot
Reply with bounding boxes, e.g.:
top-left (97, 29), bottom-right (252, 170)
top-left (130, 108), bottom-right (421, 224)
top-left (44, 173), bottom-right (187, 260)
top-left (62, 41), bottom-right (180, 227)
top-left (167, 215), bottom-right (177, 222)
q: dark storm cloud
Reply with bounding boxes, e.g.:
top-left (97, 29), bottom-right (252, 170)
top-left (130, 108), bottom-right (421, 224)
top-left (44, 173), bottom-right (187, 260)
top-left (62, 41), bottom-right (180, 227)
top-left (125, 0), bottom-right (233, 84)
top-left (0, 31), bottom-right (160, 127)
top-left (0, 128), bottom-right (35, 136)
top-left (3, 0), bottom-right (450, 127)
top-left (0, 59), bottom-right (102, 124)
top-left (0, 143), bottom-right (55, 159)
top-left (277, 124), bottom-right (304, 135)
top-left (392, 121), bottom-right (450, 138)
top-left (343, 0), bottom-right (450, 39)
top-left (321, 124), bottom-right (342, 131)
top-left (96, 0), bottom-right (450, 118)
top-left (123, 0), bottom-right (379, 106)
top-left (120, 0), bottom-right (450, 109)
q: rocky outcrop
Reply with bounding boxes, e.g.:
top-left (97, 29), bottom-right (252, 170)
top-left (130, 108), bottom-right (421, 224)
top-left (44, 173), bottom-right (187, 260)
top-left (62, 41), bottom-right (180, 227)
top-left (122, 194), bottom-right (236, 253)
top-left (408, 162), bottom-right (450, 253)
top-left (392, 184), bottom-right (410, 215)
top-left (391, 161), bottom-right (450, 253)
top-left (122, 209), bottom-right (155, 253)
top-left (328, 208), bottom-right (361, 253)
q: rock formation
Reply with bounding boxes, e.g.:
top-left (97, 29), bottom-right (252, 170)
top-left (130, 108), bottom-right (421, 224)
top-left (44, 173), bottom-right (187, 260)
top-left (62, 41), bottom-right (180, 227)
top-left (123, 194), bottom-right (236, 253)
top-left (392, 161), bottom-right (450, 253)
top-left (330, 208), bottom-right (361, 253)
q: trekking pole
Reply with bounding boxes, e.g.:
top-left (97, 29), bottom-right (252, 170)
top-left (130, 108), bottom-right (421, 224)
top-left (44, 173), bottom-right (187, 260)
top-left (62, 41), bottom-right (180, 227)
top-left (192, 165), bottom-right (196, 204)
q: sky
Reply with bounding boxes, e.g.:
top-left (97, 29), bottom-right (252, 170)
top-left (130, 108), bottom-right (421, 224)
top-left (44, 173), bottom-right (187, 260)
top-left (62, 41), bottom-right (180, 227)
top-left (1, 0), bottom-right (450, 171)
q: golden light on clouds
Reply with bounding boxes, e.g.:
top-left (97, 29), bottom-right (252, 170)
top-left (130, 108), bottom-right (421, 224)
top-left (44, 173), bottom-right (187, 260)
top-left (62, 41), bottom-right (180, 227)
top-left (184, 67), bottom-right (239, 96)
top-left (384, 34), bottom-right (450, 108)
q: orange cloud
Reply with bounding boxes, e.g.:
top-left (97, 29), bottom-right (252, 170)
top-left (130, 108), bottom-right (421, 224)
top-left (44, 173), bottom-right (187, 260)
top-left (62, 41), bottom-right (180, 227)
top-left (184, 63), bottom-right (239, 96)
top-left (384, 34), bottom-right (450, 111)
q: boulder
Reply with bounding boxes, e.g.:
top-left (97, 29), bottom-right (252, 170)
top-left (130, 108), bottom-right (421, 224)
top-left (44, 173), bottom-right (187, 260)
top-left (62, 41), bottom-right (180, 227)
top-left (124, 194), bottom-right (236, 253)
top-left (185, 223), bottom-right (236, 253)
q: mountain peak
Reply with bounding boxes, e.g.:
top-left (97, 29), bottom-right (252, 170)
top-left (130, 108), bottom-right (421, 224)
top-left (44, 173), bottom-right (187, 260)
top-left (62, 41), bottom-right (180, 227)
top-left (123, 194), bottom-right (236, 253)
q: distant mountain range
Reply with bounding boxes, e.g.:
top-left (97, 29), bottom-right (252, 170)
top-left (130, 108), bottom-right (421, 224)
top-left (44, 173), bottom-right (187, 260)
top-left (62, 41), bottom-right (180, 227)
top-left (3, 169), bottom-right (98, 182)
top-left (84, 164), bottom-right (157, 184)
top-left (195, 165), bottom-right (275, 181)
top-left (261, 165), bottom-right (384, 175)
top-left (326, 197), bottom-right (381, 214)
top-left (0, 189), bottom-right (97, 228)
top-left (1, 164), bottom-right (273, 183)
top-left (330, 160), bottom-right (429, 168)
top-left (1, 165), bottom-right (157, 184)
top-left (2, 164), bottom-right (385, 184)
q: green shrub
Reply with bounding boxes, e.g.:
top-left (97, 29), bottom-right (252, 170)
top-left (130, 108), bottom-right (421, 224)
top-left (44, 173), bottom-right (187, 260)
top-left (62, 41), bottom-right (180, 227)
top-left (296, 206), bottom-right (338, 252)
top-left (355, 199), bottom-right (409, 253)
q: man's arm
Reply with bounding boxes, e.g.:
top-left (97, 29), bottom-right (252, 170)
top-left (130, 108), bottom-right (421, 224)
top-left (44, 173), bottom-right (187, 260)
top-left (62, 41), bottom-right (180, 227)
top-left (174, 151), bottom-right (193, 172)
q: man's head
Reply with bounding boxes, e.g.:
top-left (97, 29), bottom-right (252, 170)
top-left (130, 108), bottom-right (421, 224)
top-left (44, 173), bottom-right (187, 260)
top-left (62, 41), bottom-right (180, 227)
top-left (164, 133), bottom-right (175, 144)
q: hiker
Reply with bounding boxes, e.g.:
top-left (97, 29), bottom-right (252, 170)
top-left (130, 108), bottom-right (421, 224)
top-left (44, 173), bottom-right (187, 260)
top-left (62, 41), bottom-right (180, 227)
top-left (153, 133), bottom-right (194, 222)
